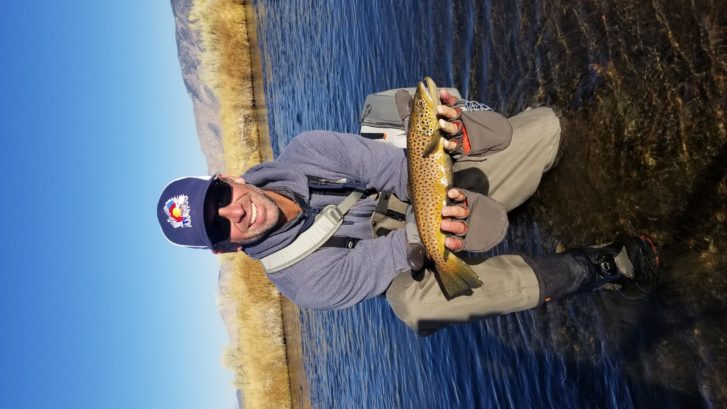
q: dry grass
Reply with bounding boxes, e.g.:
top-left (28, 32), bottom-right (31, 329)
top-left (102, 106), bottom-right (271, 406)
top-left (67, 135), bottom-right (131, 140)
top-left (219, 255), bottom-right (290, 409)
top-left (189, 1), bottom-right (292, 408)
top-left (190, 0), bottom-right (266, 169)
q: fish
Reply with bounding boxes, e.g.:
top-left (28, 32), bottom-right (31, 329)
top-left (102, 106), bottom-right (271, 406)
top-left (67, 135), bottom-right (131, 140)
top-left (406, 77), bottom-right (483, 298)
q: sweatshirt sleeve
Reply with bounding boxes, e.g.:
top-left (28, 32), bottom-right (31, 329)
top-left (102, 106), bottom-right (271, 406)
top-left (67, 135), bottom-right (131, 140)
top-left (275, 229), bottom-right (411, 310)
top-left (279, 131), bottom-right (410, 201)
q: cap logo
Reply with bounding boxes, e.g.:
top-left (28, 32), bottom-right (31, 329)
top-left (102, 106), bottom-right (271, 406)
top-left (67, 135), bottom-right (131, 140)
top-left (164, 195), bottom-right (192, 228)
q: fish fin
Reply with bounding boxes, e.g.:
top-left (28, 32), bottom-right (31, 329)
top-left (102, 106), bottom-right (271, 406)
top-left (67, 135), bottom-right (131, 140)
top-left (438, 257), bottom-right (483, 298)
top-left (437, 271), bottom-right (469, 299)
top-left (457, 262), bottom-right (484, 288)
top-left (421, 133), bottom-right (440, 157)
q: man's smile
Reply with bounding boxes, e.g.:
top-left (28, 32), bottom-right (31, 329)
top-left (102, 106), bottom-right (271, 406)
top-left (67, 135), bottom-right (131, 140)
top-left (250, 202), bottom-right (258, 226)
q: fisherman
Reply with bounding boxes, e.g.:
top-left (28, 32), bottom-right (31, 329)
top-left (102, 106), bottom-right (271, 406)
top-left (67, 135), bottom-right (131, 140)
top-left (157, 87), bottom-right (659, 335)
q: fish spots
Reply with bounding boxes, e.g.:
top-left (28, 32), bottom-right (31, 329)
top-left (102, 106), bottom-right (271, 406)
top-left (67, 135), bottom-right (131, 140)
top-left (406, 78), bottom-right (483, 296)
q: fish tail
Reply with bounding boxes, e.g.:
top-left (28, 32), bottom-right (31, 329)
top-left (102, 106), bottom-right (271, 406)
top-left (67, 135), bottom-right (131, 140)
top-left (438, 255), bottom-right (483, 297)
top-left (456, 261), bottom-right (483, 288)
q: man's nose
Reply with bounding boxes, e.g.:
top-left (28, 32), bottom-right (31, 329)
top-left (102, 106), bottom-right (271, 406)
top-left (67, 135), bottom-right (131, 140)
top-left (218, 203), bottom-right (244, 221)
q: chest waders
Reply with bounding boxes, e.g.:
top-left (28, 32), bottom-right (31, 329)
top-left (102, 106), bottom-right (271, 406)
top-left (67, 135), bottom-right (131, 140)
top-left (369, 191), bottom-right (407, 237)
top-left (359, 87), bottom-right (462, 148)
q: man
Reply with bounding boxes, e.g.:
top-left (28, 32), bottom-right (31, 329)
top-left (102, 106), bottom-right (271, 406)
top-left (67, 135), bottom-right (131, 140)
top-left (157, 89), bottom-right (659, 335)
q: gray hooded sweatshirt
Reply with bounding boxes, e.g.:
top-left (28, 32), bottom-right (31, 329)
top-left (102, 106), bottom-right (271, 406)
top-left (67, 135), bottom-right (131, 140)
top-left (242, 131), bottom-right (411, 309)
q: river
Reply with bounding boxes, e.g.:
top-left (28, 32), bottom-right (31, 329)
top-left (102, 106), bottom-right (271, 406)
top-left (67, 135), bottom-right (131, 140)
top-left (250, 1), bottom-right (727, 407)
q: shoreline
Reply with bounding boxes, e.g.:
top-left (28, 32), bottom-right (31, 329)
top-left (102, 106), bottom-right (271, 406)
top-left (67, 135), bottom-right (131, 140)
top-left (244, 4), bottom-right (312, 409)
top-left (280, 299), bottom-right (312, 409)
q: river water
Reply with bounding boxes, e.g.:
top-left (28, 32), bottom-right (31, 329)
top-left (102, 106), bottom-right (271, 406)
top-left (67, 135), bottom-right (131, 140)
top-left (250, 1), bottom-right (727, 407)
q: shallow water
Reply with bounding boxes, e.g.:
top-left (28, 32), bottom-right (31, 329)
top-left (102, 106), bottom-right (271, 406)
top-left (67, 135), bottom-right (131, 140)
top-left (251, 0), bottom-right (727, 407)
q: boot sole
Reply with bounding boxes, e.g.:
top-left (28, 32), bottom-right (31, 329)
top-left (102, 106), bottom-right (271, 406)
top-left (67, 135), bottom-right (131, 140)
top-left (616, 235), bottom-right (660, 303)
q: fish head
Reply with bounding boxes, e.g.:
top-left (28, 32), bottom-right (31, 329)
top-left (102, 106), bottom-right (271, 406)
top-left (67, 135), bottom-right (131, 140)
top-left (413, 76), bottom-right (441, 116)
top-left (410, 77), bottom-right (444, 156)
top-left (425, 76), bottom-right (441, 106)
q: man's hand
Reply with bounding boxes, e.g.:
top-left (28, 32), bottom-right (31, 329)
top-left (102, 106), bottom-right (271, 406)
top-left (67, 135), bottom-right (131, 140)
top-left (441, 188), bottom-right (468, 251)
top-left (411, 186), bottom-right (505, 256)
top-left (435, 89), bottom-right (464, 153)
top-left (436, 89), bottom-right (469, 251)
top-left (405, 187), bottom-right (468, 269)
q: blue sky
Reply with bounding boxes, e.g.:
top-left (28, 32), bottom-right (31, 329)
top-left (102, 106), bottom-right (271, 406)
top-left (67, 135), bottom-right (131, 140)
top-left (0, 1), bottom-right (235, 408)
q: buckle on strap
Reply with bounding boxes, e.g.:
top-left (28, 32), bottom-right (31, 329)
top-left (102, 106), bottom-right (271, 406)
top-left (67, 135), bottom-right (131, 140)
top-left (260, 190), bottom-right (363, 273)
top-left (321, 205), bottom-right (344, 223)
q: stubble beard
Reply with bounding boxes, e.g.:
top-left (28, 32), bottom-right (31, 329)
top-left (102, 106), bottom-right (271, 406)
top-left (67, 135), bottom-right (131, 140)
top-left (235, 186), bottom-right (281, 245)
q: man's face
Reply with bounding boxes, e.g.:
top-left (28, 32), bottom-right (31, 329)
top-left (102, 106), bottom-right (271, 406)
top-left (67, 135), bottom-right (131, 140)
top-left (216, 176), bottom-right (281, 245)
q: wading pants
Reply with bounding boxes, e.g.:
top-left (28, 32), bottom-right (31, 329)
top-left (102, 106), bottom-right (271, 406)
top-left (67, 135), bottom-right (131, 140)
top-left (386, 107), bottom-right (562, 335)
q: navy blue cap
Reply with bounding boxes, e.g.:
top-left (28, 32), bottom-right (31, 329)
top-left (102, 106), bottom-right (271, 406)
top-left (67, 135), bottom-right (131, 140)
top-left (157, 176), bottom-right (216, 250)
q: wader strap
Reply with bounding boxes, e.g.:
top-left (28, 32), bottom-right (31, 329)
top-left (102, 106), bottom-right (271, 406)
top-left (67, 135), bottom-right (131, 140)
top-left (370, 191), bottom-right (408, 238)
top-left (260, 190), bottom-right (363, 273)
top-left (321, 236), bottom-right (360, 249)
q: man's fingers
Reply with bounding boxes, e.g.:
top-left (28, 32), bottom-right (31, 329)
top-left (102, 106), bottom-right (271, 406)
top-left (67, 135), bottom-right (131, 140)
top-left (438, 118), bottom-right (459, 135)
top-left (443, 139), bottom-right (458, 152)
top-left (441, 219), bottom-right (468, 235)
top-left (447, 188), bottom-right (467, 202)
top-left (436, 105), bottom-right (459, 120)
top-left (439, 89), bottom-right (459, 106)
top-left (445, 236), bottom-right (465, 252)
top-left (442, 203), bottom-right (468, 218)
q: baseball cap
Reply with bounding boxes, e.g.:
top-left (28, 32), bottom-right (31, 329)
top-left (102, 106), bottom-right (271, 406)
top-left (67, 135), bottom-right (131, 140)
top-left (157, 176), bottom-right (217, 249)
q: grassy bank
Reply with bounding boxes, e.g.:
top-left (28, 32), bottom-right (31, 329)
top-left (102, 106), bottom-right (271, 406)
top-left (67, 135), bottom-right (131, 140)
top-left (189, 1), bottom-right (292, 408)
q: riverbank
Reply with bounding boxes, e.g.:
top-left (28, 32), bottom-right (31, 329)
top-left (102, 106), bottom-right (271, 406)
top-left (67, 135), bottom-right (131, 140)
top-left (281, 300), bottom-right (313, 409)
top-left (244, 5), bottom-right (313, 408)
top-left (187, 1), bottom-right (312, 408)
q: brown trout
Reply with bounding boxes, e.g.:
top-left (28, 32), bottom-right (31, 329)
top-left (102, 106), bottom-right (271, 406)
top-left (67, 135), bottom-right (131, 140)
top-left (406, 77), bottom-right (483, 298)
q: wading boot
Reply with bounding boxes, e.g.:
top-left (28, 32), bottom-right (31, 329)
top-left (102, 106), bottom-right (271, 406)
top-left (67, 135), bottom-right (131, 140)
top-left (527, 236), bottom-right (660, 303)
